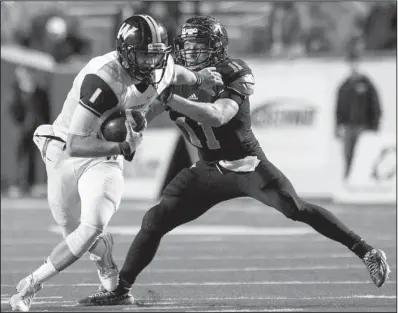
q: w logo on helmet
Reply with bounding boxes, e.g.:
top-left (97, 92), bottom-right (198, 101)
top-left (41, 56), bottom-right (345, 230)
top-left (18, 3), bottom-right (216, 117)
top-left (117, 23), bottom-right (139, 41)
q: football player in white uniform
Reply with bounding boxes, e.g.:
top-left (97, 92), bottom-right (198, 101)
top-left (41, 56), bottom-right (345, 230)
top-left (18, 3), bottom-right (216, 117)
top-left (9, 14), bottom-right (223, 312)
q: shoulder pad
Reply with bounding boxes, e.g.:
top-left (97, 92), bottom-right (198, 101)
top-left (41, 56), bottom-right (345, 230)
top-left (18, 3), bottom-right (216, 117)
top-left (228, 74), bottom-right (255, 96)
top-left (217, 58), bottom-right (253, 85)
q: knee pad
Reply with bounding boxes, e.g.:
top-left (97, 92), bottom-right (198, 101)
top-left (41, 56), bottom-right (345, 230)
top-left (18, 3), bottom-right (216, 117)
top-left (65, 224), bottom-right (102, 258)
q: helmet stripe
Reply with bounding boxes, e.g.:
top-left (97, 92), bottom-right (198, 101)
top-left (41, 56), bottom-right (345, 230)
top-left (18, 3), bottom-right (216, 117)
top-left (144, 15), bottom-right (161, 43)
top-left (139, 15), bottom-right (159, 44)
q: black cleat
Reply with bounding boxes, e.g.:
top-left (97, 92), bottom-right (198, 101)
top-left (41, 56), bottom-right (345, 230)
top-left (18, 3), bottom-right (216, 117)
top-left (78, 289), bottom-right (134, 306)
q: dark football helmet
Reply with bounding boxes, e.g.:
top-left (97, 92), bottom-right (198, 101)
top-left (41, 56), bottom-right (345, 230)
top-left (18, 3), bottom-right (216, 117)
top-left (174, 16), bottom-right (228, 70)
top-left (116, 15), bottom-right (171, 84)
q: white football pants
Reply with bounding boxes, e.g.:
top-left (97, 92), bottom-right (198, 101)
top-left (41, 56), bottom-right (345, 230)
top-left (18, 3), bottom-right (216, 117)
top-left (34, 125), bottom-right (124, 236)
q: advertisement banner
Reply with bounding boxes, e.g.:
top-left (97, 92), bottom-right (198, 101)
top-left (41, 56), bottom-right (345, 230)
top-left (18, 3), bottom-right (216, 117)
top-left (247, 57), bottom-right (396, 199)
top-left (333, 132), bottom-right (396, 204)
top-left (122, 129), bottom-right (180, 200)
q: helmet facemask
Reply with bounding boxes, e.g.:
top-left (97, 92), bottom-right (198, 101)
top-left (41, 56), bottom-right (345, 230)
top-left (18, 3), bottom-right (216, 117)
top-left (118, 42), bottom-right (172, 84)
top-left (174, 33), bottom-right (226, 71)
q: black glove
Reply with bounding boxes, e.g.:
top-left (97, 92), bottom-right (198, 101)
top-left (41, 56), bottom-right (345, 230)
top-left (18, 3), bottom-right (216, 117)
top-left (124, 151), bottom-right (136, 162)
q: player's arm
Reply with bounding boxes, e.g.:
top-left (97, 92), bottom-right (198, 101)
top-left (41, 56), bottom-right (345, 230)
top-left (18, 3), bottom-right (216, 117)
top-left (166, 74), bottom-right (255, 127)
top-left (65, 74), bottom-right (137, 158)
top-left (172, 65), bottom-right (223, 93)
top-left (144, 98), bottom-right (166, 124)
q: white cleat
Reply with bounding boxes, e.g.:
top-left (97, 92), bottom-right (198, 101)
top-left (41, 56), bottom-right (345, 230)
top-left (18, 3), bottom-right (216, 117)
top-left (90, 232), bottom-right (119, 292)
top-left (9, 275), bottom-right (42, 312)
top-left (363, 249), bottom-right (391, 288)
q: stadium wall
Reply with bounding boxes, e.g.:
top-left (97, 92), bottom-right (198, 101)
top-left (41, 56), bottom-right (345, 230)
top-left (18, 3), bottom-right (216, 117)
top-left (1, 45), bottom-right (396, 203)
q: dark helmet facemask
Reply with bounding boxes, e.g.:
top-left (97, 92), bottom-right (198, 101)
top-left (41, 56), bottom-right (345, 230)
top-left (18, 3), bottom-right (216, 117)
top-left (174, 36), bottom-right (219, 71)
top-left (119, 42), bottom-right (171, 84)
top-left (174, 18), bottom-right (228, 71)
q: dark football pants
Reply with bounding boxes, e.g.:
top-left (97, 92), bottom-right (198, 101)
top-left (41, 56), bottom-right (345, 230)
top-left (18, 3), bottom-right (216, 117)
top-left (119, 158), bottom-right (363, 285)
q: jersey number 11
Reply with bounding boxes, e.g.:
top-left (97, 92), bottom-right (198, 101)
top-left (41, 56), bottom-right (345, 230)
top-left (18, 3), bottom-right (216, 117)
top-left (176, 117), bottom-right (221, 150)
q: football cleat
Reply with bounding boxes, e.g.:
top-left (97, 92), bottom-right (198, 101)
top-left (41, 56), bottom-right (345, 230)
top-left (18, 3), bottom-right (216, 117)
top-left (78, 289), bottom-right (135, 306)
top-left (90, 232), bottom-right (119, 292)
top-left (363, 249), bottom-right (391, 287)
top-left (9, 275), bottom-right (43, 312)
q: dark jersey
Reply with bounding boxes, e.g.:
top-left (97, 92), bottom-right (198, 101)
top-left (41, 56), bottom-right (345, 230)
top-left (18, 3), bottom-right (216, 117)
top-left (171, 58), bottom-right (260, 161)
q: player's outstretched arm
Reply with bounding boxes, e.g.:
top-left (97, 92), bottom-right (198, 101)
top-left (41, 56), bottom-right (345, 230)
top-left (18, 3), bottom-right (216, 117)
top-left (173, 65), bottom-right (223, 94)
top-left (167, 95), bottom-right (239, 127)
top-left (165, 73), bottom-right (254, 127)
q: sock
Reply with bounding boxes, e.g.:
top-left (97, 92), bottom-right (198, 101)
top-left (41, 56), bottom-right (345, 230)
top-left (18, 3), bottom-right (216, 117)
top-left (88, 236), bottom-right (107, 259)
top-left (114, 278), bottom-right (132, 295)
top-left (31, 257), bottom-right (59, 285)
top-left (49, 240), bottom-right (79, 271)
top-left (351, 238), bottom-right (374, 259)
top-left (118, 229), bottom-right (163, 287)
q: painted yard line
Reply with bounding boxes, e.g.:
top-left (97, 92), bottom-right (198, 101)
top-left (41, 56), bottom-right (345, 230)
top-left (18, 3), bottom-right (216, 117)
top-left (1, 295), bottom-right (395, 304)
top-left (0, 253), bottom-right (358, 261)
top-left (149, 295), bottom-right (397, 301)
top-left (1, 296), bottom-right (62, 300)
top-left (1, 236), bottom-right (396, 244)
top-left (49, 225), bottom-right (317, 236)
top-left (2, 264), bottom-right (396, 275)
top-left (1, 198), bottom-right (395, 214)
top-left (123, 305), bottom-right (304, 312)
top-left (2, 250), bottom-right (396, 262)
top-left (1, 281), bottom-right (396, 288)
top-left (1, 300), bottom-right (75, 305)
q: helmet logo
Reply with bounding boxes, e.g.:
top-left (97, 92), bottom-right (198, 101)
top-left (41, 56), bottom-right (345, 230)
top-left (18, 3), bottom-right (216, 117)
top-left (182, 28), bottom-right (198, 35)
top-left (117, 23), bottom-right (139, 41)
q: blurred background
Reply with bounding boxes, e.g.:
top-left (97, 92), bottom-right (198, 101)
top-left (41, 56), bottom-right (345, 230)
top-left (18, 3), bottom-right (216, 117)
top-left (1, 1), bottom-right (396, 204)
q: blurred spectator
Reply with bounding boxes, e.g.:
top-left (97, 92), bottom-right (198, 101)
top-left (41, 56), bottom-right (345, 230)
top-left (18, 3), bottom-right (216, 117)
top-left (335, 54), bottom-right (382, 179)
top-left (8, 67), bottom-right (51, 197)
top-left (15, 5), bottom-right (90, 63)
top-left (362, 2), bottom-right (396, 50)
top-left (269, 2), bottom-right (305, 57)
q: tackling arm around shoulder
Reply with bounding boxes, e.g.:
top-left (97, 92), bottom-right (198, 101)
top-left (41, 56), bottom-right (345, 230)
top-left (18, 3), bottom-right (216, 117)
top-left (165, 73), bottom-right (254, 127)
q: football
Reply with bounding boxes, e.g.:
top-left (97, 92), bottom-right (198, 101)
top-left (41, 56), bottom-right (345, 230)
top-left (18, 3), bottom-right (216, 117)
top-left (100, 110), bottom-right (146, 142)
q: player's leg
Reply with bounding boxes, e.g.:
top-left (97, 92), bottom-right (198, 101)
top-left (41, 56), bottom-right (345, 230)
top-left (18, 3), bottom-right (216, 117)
top-left (10, 140), bottom-right (81, 311)
top-left (77, 161), bottom-right (124, 291)
top-left (79, 163), bottom-right (239, 305)
top-left (242, 158), bottom-right (390, 287)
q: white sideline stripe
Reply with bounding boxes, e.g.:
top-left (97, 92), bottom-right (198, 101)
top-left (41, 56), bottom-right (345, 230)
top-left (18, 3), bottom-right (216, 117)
top-left (2, 198), bottom-right (395, 213)
top-left (3, 264), bottom-right (395, 275)
top-left (189, 308), bottom-right (304, 312)
top-left (1, 281), bottom-right (396, 288)
top-left (49, 225), bottom-right (316, 236)
top-left (1, 299), bottom-right (75, 305)
top-left (0, 253), bottom-right (358, 262)
top-left (1, 296), bottom-right (62, 300)
top-left (1, 198), bottom-right (156, 211)
top-left (1, 251), bottom-right (396, 263)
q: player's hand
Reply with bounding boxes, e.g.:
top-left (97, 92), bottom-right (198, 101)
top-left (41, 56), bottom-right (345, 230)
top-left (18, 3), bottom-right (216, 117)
top-left (197, 67), bottom-right (224, 96)
top-left (124, 110), bottom-right (144, 153)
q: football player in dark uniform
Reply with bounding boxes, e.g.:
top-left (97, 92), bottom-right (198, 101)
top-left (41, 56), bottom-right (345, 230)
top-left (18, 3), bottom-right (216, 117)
top-left (79, 16), bottom-right (390, 306)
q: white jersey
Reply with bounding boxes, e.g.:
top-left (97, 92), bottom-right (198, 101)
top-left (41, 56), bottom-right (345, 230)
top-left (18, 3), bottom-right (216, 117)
top-left (53, 50), bottom-right (175, 141)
